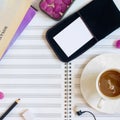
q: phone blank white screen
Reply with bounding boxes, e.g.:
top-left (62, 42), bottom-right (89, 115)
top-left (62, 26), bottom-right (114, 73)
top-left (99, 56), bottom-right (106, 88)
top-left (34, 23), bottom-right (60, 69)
top-left (54, 17), bottom-right (93, 57)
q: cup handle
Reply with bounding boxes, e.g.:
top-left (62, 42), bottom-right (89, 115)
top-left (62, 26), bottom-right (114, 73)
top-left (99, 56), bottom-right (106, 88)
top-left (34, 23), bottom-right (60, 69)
top-left (97, 97), bottom-right (105, 108)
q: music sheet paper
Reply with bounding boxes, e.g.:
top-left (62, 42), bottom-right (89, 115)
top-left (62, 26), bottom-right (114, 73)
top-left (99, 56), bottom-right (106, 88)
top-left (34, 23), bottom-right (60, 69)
top-left (0, 0), bottom-right (120, 120)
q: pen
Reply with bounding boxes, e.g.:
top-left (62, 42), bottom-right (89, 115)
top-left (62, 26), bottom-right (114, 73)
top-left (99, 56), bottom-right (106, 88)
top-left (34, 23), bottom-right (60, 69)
top-left (0, 99), bottom-right (20, 120)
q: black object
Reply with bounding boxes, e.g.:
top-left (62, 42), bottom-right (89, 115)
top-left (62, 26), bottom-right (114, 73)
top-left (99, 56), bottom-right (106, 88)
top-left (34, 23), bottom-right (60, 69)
top-left (46, 0), bottom-right (120, 62)
top-left (76, 110), bottom-right (96, 120)
top-left (0, 99), bottom-right (20, 120)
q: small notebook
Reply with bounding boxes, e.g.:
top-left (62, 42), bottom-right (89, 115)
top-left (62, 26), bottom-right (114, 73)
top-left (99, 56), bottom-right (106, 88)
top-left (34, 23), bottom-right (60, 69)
top-left (0, 0), bottom-right (32, 59)
top-left (3, 6), bottom-right (37, 59)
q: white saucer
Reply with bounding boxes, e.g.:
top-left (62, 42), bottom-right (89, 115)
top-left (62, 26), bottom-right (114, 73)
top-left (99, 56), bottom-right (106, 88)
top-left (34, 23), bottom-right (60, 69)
top-left (80, 53), bottom-right (120, 114)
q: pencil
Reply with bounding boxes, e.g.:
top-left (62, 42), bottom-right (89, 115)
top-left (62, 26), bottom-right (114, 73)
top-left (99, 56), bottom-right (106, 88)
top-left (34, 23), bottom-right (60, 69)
top-left (0, 99), bottom-right (20, 120)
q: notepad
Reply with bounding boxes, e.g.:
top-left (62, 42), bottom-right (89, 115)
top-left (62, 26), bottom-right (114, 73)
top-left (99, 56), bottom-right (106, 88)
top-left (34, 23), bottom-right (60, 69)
top-left (3, 6), bottom-right (37, 59)
top-left (0, 0), bottom-right (32, 59)
top-left (54, 17), bottom-right (93, 57)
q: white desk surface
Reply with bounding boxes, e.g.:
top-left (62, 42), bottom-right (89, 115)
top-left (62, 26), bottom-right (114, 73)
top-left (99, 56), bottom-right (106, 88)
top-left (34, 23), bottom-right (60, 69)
top-left (0, 0), bottom-right (120, 120)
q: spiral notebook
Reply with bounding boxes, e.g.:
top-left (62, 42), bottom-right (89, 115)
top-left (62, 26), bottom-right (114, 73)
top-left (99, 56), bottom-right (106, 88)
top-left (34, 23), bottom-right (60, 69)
top-left (0, 0), bottom-right (120, 120)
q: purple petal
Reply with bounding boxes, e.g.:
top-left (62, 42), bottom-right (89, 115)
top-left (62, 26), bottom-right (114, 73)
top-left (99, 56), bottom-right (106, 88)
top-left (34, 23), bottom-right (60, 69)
top-left (54, 0), bottom-right (63, 5)
top-left (54, 4), bottom-right (62, 13)
top-left (0, 91), bottom-right (4, 99)
top-left (115, 40), bottom-right (120, 48)
top-left (52, 12), bottom-right (62, 19)
top-left (46, 0), bottom-right (54, 4)
top-left (61, 2), bottom-right (67, 13)
top-left (39, 1), bottom-right (48, 10)
top-left (62, 0), bottom-right (72, 5)
top-left (46, 6), bottom-right (54, 15)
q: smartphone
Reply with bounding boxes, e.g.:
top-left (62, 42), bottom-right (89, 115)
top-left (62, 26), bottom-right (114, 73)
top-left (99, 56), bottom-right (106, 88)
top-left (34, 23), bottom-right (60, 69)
top-left (46, 12), bottom-right (95, 62)
top-left (39, 0), bottom-right (75, 20)
top-left (46, 0), bottom-right (120, 62)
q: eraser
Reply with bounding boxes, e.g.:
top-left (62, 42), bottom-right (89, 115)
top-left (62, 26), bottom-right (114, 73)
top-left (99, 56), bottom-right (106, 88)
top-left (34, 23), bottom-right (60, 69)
top-left (22, 109), bottom-right (35, 120)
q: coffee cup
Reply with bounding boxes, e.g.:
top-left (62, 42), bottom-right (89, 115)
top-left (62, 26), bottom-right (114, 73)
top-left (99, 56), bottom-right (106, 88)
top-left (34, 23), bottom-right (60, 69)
top-left (96, 68), bottom-right (120, 100)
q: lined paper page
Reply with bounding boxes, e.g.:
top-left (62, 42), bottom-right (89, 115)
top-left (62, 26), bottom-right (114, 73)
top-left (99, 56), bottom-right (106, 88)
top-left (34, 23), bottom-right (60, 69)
top-left (71, 28), bottom-right (120, 120)
top-left (0, 0), bottom-right (120, 120)
top-left (0, 12), bottom-right (65, 120)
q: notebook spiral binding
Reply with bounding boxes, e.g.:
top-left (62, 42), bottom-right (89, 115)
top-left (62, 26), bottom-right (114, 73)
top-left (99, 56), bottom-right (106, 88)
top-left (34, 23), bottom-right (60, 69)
top-left (64, 63), bottom-right (72, 120)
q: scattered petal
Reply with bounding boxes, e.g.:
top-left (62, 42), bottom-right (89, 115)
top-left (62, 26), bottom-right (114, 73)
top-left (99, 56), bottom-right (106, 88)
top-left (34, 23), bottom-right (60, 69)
top-left (0, 91), bottom-right (4, 99)
top-left (115, 40), bottom-right (120, 48)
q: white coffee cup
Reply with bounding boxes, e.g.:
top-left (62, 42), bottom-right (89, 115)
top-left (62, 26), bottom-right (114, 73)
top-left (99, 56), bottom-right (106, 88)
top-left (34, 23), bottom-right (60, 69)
top-left (96, 68), bottom-right (120, 100)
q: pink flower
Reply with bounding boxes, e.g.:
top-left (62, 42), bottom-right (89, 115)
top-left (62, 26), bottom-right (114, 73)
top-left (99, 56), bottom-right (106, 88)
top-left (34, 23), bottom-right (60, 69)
top-left (62, 0), bottom-right (72, 5)
top-left (39, 1), bottom-right (48, 10)
top-left (46, 0), bottom-right (54, 5)
top-left (115, 40), bottom-right (120, 48)
top-left (46, 6), bottom-right (54, 15)
top-left (0, 91), bottom-right (4, 99)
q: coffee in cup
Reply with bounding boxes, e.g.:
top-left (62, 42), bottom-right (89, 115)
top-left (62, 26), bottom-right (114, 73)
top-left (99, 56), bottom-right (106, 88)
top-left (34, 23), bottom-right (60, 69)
top-left (96, 69), bottom-right (120, 99)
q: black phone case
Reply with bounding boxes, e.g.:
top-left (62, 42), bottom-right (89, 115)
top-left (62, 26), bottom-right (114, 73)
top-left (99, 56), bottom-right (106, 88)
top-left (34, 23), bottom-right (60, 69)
top-left (46, 0), bottom-right (120, 62)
